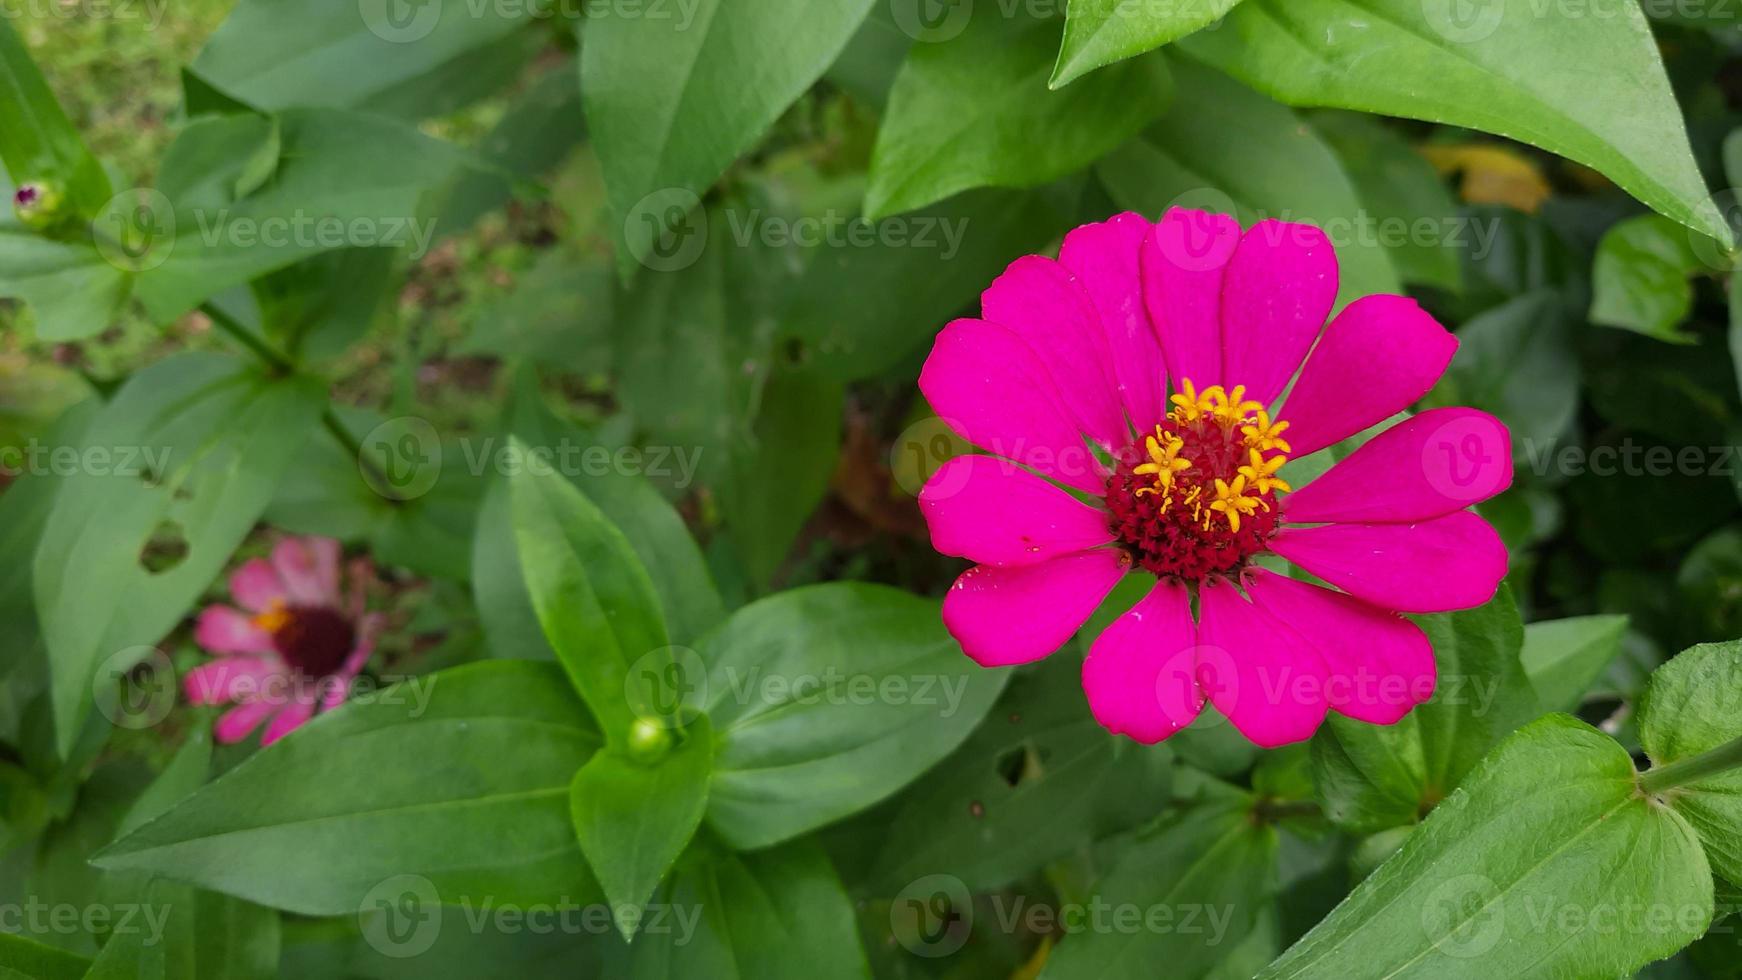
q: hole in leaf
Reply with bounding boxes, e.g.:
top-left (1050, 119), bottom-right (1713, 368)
top-left (994, 745), bottom-right (1038, 788)
top-left (138, 519), bottom-right (189, 574)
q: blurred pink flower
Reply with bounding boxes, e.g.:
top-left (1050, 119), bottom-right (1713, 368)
top-left (917, 208), bottom-right (1513, 748)
top-left (185, 536), bottom-right (378, 745)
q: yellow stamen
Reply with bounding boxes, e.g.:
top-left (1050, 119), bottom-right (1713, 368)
top-left (253, 600), bottom-right (291, 634)
top-left (1133, 427), bottom-right (1192, 495)
top-left (1208, 475), bottom-right (1262, 533)
top-left (1238, 449), bottom-right (1291, 495)
top-left (1241, 410), bottom-right (1292, 454)
top-left (1207, 385), bottom-right (1263, 428)
top-left (1167, 379), bottom-right (1213, 422)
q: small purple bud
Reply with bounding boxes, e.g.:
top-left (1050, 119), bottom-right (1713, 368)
top-left (12, 180), bottom-right (63, 229)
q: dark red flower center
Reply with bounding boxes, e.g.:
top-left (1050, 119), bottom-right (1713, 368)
top-left (14, 185), bottom-right (38, 207)
top-left (1103, 381), bottom-right (1292, 581)
top-left (258, 604), bottom-right (355, 679)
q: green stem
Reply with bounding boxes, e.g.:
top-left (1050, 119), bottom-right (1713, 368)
top-left (1253, 798), bottom-right (1322, 823)
top-left (1640, 731), bottom-right (1742, 795)
top-left (199, 302), bottom-right (292, 374)
top-left (198, 301), bottom-right (395, 500)
top-left (322, 409), bottom-right (396, 504)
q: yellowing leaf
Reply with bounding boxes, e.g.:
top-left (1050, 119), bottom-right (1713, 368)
top-left (1421, 144), bottom-right (1552, 213)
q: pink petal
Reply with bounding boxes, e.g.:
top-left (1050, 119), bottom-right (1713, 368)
top-left (942, 550), bottom-right (1130, 667)
top-left (214, 699), bottom-right (280, 744)
top-left (1284, 408), bottom-right (1514, 524)
top-left (982, 255), bottom-right (1127, 448)
top-left (1081, 579), bottom-right (1203, 743)
top-left (1059, 212), bottom-right (1166, 428)
top-left (1268, 511), bottom-right (1509, 614)
top-left (1218, 220), bottom-right (1339, 406)
top-left (1243, 569), bottom-right (1435, 725)
top-left (261, 699), bottom-right (316, 745)
top-left (321, 620), bottom-right (379, 712)
top-left (920, 318), bottom-right (1106, 494)
top-left (271, 536), bottom-right (342, 606)
top-left (1278, 295), bottom-right (1459, 458)
top-left (919, 455), bottom-right (1114, 566)
top-left (194, 606), bottom-right (275, 655)
top-left (183, 656), bottom-right (282, 706)
top-left (1141, 208), bottom-right (1241, 392)
top-left (320, 677), bottom-right (354, 713)
top-left (1194, 576), bottom-right (1329, 748)
top-left (228, 558), bottom-right (287, 613)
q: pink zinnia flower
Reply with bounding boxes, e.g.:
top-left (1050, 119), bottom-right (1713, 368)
top-left (918, 208), bottom-right (1512, 748)
top-left (185, 536), bottom-right (378, 745)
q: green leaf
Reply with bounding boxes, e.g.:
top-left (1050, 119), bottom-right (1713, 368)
top-left (1311, 588), bottom-right (1538, 833)
top-left (1521, 615), bottom-right (1628, 714)
top-left (779, 184), bottom-right (1077, 380)
top-left (439, 59), bottom-right (585, 233)
top-left (569, 715), bottom-right (713, 942)
top-left (1261, 716), bottom-right (1712, 979)
top-left (116, 728), bottom-right (212, 839)
top-left (456, 250), bottom-right (612, 373)
top-left (871, 655), bottom-right (1173, 893)
top-left (701, 583), bottom-right (1008, 849)
top-left (1181, 0), bottom-right (1731, 245)
top-left (252, 246), bottom-right (397, 367)
top-left (1309, 110), bottom-right (1463, 292)
top-left (260, 405), bottom-right (485, 582)
top-left (0, 229), bottom-right (129, 341)
top-left (1436, 290), bottom-right (1579, 454)
top-left (509, 439), bottom-right (671, 739)
top-left (153, 885), bottom-right (280, 980)
top-left (189, 0), bottom-right (539, 117)
top-left (0, 18), bottom-right (109, 212)
top-left (866, 11), bottom-right (1170, 219)
top-left (0, 932), bottom-right (89, 980)
top-left (717, 369), bottom-right (842, 592)
top-left (609, 839), bottom-right (869, 979)
top-left (611, 199), bottom-right (773, 493)
top-left (133, 109), bottom-right (477, 323)
top-left (1638, 641), bottom-right (1742, 886)
top-left (1096, 53), bottom-right (1398, 303)
top-left (1051, 0), bottom-right (1244, 88)
top-left (477, 369), bottom-right (723, 651)
top-left (93, 662), bottom-right (601, 915)
top-left (1731, 266), bottom-right (1742, 421)
top-left (33, 353), bottom-right (324, 755)
top-left (92, 887), bottom-right (265, 980)
top-left (580, 0), bottom-right (875, 272)
top-left (1040, 798), bottom-right (1278, 979)
top-left (1590, 213), bottom-right (1711, 343)
top-left (0, 399), bottom-right (94, 703)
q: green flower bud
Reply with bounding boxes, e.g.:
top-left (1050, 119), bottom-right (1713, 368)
top-left (13, 181), bottom-right (64, 230)
top-left (625, 716), bottom-right (674, 763)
